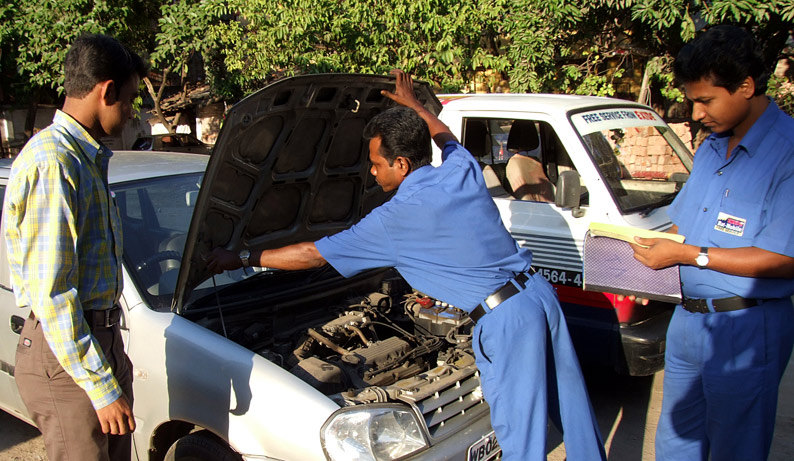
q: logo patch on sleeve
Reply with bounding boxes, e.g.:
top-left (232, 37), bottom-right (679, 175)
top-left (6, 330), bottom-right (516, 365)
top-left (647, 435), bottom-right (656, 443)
top-left (715, 212), bottom-right (746, 236)
top-left (22, 338), bottom-right (32, 347)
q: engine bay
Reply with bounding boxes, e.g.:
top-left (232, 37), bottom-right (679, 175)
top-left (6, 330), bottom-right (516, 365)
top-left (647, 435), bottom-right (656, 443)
top-left (199, 272), bottom-right (479, 406)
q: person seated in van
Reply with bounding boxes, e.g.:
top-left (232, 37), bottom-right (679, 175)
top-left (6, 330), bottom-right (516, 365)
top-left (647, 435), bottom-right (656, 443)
top-left (506, 151), bottom-right (554, 202)
top-left (503, 119), bottom-right (554, 202)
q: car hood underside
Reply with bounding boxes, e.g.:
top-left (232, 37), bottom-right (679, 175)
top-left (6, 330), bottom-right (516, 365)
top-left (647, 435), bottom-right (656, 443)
top-left (173, 74), bottom-right (441, 312)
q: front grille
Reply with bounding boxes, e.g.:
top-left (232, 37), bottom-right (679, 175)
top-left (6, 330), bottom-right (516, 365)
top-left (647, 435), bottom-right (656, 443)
top-left (398, 369), bottom-right (491, 442)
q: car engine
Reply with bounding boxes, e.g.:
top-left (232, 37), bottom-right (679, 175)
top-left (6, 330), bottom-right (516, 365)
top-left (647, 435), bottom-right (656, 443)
top-left (227, 275), bottom-right (477, 404)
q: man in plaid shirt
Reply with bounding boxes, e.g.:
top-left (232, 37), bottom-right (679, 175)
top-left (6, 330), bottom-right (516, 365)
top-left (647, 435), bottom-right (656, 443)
top-left (3, 34), bottom-right (147, 460)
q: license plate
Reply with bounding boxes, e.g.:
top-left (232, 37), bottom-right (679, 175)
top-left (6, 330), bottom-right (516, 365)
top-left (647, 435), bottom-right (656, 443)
top-left (467, 430), bottom-right (500, 461)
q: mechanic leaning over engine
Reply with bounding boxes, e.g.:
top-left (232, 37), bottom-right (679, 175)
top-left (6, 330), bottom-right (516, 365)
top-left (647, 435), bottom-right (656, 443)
top-left (206, 69), bottom-right (607, 461)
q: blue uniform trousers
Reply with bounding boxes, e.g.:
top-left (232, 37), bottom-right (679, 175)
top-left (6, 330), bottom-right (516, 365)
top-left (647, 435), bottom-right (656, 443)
top-left (656, 299), bottom-right (794, 461)
top-left (473, 273), bottom-right (607, 460)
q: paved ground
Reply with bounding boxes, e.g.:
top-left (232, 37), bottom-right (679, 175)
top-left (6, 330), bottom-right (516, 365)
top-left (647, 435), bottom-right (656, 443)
top-left (546, 356), bottom-right (794, 460)
top-left (2, 355), bottom-right (794, 460)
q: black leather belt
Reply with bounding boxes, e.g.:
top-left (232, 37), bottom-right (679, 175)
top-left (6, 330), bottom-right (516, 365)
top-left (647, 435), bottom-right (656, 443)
top-left (84, 306), bottom-right (123, 328)
top-left (28, 305), bottom-right (122, 328)
top-left (469, 268), bottom-right (536, 324)
top-left (682, 296), bottom-right (764, 313)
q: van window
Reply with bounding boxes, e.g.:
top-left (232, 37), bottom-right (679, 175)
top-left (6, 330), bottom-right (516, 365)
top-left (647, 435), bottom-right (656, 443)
top-left (461, 118), bottom-right (578, 204)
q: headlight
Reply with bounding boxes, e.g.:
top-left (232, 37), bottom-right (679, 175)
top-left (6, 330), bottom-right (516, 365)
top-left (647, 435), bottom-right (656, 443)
top-left (321, 404), bottom-right (429, 461)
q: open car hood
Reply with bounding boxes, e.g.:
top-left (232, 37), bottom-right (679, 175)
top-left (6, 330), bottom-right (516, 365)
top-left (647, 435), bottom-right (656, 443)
top-left (173, 74), bottom-right (441, 312)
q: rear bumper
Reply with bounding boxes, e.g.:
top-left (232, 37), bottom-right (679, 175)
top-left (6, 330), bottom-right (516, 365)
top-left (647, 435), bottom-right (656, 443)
top-left (618, 308), bottom-right (672, 376)
top-left (560, 299), bottom-right (672, 376)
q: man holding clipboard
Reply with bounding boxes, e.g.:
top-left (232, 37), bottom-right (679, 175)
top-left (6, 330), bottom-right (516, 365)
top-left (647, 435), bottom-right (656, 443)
top-left (628, 25), bottom-right (794, 461)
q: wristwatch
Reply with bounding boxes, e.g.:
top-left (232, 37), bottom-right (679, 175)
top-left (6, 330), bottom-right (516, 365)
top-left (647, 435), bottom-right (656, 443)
top-left (695, 247), bottom-right (709, 267)
top-left (239, 249), bottom-right (251, 268)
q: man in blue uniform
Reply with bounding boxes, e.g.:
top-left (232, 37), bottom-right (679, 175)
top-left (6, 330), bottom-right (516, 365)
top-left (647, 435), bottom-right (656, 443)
top-left (206, 70), bottom-right (606, 460)
top-left (629, 26), bottom-right (794, 460)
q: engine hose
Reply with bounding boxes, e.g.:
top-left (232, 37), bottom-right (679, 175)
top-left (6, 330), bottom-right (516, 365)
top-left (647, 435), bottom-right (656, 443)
top-left (307, 328), bottom-right (349, 356)
top-left (346, 325), bottom-right (370, 344)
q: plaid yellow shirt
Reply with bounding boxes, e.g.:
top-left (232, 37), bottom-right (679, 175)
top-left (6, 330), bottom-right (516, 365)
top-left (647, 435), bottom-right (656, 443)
top-left (3, 110), bottom-right (124, 409)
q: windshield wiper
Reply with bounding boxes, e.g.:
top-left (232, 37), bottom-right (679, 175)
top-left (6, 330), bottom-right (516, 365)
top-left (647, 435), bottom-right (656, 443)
top-left (639, 191), bottom-right (678, 217)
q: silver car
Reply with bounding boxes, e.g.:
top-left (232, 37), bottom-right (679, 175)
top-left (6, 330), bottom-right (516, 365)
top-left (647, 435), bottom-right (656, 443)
top-left (0, 75), bottom-right (499, 461)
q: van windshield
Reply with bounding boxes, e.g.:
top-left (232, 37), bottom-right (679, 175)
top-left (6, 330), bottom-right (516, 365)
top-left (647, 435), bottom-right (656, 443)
top-left (571, 107), bottom-right (693, 215)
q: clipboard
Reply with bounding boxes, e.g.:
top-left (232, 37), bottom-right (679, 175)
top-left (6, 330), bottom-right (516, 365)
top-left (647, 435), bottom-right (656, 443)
top-left (583, 227), bottom-right (683, 304)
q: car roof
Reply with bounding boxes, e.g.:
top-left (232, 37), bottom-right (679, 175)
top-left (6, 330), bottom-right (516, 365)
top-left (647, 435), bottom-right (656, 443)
top-left (436, 93), bottom-right (647, 118)
top-left (0, 151), bottom-right (207, 186)
top-left (109, 150), bottom-right (208, 184)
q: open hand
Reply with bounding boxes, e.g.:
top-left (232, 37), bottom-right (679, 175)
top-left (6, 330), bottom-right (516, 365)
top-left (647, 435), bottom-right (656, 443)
top-left (381, 70), bottom-right (423, 111)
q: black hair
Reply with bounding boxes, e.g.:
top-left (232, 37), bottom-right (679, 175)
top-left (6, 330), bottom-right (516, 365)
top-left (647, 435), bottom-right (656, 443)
top-left (363, 107), bottom-right (432, 170)
top-left (64, 34), bottom-right (148, 99)
top-left (674, 25), bottom-right (768, 96)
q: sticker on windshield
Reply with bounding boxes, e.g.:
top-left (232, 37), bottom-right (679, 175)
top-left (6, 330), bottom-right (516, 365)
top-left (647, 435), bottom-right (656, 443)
top-left (572, 108), bottom-right (664, 134)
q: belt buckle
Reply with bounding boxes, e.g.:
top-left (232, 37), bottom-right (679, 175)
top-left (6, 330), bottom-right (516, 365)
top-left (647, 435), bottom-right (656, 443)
top-left (101, 307), bottom-right (120, 328)
top-left (102, 309), bottom-right (113, 328)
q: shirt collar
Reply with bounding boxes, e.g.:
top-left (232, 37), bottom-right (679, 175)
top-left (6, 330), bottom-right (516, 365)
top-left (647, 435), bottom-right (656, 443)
top-left (53, 110), bottom-right (114, 163)
top-left (738, 98), bottom-right (781, 158)
top-left (395, 164), bottom-right (432, 193)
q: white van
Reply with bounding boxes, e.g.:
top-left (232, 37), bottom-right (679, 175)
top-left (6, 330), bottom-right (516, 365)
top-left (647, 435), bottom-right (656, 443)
top-left (435, 94), bottom-right (694, 375)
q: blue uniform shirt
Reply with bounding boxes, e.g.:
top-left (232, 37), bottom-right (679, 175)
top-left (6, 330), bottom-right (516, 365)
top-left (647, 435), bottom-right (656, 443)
top-left (316, 141), bottom-right (533, 311)
top-left (668, 100), bottom-right (794, 300)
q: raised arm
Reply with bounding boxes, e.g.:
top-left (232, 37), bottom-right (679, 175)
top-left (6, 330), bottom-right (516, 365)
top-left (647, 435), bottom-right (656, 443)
top-left (381, 70), bottom-right (458, 149)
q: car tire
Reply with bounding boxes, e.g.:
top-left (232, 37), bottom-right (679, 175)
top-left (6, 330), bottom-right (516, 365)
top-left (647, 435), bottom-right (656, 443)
top-left (164, 431), bottom-right (242, 461)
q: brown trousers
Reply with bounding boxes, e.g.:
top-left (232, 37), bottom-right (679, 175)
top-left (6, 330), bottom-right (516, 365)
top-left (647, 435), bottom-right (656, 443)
top-left (15, 315), bottom-right (134, 461)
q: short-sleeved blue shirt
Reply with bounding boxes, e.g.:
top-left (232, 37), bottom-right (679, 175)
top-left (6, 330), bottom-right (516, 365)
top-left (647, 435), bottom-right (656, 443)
top-left (668, 100), bottom-right (794, 299)
top-left (315, 141), bottom-right (533, 311)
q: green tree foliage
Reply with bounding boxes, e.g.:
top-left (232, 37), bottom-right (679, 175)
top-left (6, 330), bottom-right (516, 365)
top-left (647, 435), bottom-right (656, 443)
top-left (1, 0), bottom-right (792, 116)
top-left (208, 0), bottom-right (506, 94)
top-left (145, 0), bottom-right (231, 130)
top-left (623, 0), bottom-right (794, 106)
top-left (1, 0), bottom-right (152, 99)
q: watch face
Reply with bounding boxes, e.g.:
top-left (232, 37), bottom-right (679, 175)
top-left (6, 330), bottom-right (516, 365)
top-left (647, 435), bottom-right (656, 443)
top-left (696, 254), bottom-right (708, 267)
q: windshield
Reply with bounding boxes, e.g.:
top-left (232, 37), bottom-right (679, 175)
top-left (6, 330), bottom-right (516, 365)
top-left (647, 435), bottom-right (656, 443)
top-left (571, 107), bottom-right (693, 214)
top-left (114, 172), bottom-right (255, 311)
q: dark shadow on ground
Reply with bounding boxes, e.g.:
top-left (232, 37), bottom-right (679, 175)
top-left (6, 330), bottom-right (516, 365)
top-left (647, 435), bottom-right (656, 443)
top-left (0, 410), bottom-right (41, 451)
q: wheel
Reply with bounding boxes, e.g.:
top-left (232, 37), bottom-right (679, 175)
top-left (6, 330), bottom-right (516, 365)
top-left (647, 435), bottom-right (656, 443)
top-left (164, 431), bottom-right (242, 461)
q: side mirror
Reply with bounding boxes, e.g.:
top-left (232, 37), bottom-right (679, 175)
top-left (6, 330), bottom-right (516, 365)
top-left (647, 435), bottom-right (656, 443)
top-left (670, 172), bottom-right (689, 191)
top-left (555, 170), bottom-right (585, 217)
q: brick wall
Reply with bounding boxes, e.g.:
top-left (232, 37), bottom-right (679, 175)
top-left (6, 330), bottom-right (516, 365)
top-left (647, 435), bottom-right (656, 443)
top-left (615, 122), bottom-right (693, 178)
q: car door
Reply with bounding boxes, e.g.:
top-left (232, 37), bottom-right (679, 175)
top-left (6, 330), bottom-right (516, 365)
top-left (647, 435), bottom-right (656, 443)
top-left (458, 113), bottom-right (594, 284)
top-left (0, 212), bottom-right (33, 423)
